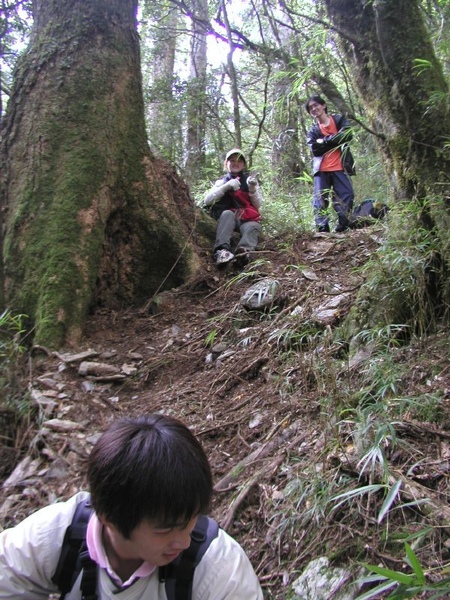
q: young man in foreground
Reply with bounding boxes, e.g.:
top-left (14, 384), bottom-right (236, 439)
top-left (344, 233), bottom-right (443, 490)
top-left (0, 414), bottom-right (264, 599)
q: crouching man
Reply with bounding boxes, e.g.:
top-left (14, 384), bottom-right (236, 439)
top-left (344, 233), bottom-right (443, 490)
top-left (0, 414), bottom-right (264, 599)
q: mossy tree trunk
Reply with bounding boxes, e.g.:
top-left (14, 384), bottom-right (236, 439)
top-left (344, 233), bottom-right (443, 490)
top-left (0, 0), bottom-right (203, 348)
top-left (323, 0), bottom-right (450, 332)
top-left (324, 0), bottom-right (450, 199)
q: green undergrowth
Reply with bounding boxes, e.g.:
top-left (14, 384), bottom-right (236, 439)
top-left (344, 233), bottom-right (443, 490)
top-left (264, 319), bottom-right (450, 598)
top-left (0, 310), bottom-right (28, 406)
top-left (0, 310), bottom-right (34, 477)
top-left (277, 323), bottom-right (450, 597)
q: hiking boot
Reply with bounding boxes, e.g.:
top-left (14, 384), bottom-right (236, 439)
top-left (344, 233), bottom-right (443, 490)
top-left (335, 215), bottom-right (351, 232)
top-left (214, 249), bottom-right (234, 265)
top-left (234, 247), bottom-right (250, 267)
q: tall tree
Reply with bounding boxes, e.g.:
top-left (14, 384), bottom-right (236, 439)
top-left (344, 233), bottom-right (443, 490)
top-left (184, 0), bottom-right (208, 183)
top-left (219, 0), bottom-right (242, 147)
top-left (142, 1), bottom-right (181, 163)
top-left (0, 0), bottom-right (202, 348)
top-left (0, 0), bottom-right (32, 122)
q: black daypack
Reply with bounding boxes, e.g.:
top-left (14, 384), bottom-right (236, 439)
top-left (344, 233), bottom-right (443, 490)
top-left (52, 497), bottom-right (219, 600)
top-left (350, 199), bottom-right (389, 228)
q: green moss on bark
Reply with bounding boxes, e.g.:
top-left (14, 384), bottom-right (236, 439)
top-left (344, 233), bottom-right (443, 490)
top-left (1, 0), bottom-right (199, 348)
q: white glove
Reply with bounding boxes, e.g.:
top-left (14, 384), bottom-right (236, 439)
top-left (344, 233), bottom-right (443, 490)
top-left (226, 178), bottom-right (241, 192)
top-left (247, 175), bottom-right (258, 194)
top-left (203, 178), bottom-right (240, 205)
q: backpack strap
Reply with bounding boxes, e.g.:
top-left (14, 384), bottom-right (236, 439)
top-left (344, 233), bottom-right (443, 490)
top-left (161, 516), bottom-right (220, 600)
top-left (78, 546), bottom-right (98, 600)
top-left (52, 496), bottom-right (96, 599)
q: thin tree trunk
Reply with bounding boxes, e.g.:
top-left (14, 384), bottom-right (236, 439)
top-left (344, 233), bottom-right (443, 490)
top-left (220, 0), bottom-right (241, 147)
top-left (184, 0), bottom-right (208, 183)
top-left (144, 1), bottom-right (180, 162)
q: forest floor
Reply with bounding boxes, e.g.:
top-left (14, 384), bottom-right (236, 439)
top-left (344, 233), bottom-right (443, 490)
top-left (1, 225), bottom-right (450, 599)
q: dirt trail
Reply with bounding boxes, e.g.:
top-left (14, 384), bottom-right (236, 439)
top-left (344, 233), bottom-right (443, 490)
top-left (2, 227), bottom-right (449, 598)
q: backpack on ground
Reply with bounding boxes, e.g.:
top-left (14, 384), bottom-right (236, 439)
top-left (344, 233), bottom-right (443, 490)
top-left (350, 199), bottom-right (389, 228)
top-left (52, 497), bottom-right (219, 600)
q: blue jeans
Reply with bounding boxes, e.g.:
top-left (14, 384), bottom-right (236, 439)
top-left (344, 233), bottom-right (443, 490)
top-left (313, 171), bottom-right (354, 230)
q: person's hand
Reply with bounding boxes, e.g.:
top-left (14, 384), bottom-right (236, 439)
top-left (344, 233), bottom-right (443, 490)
top-left (247, 174), bottom-right (259, 193)
top-left (226, 178), bottom-right (241, 192)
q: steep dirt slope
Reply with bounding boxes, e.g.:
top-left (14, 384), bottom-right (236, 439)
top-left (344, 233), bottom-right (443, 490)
top-left (1, 227), bottom-right (449, 598)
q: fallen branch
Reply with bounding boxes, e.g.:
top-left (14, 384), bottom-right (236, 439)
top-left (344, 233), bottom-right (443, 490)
top-left (220, 454), bottom-right (284, 530)
top-left (335, 452), bottom-right (450, 525)
top-left (214, 419), bottom-right (306, 492)
top-left (388, 469), bottom-right (450, 524)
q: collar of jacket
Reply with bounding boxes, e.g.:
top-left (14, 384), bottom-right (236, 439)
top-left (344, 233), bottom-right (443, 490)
top-left (310, 114), bottom-right (344, 135)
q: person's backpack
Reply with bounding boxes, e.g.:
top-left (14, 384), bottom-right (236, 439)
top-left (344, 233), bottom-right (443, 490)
top-left (52, 497), bottom-right (219, 600)
top-left (350, 199), bottom-right (389, 229)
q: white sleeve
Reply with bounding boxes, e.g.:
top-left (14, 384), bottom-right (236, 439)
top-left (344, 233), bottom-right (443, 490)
top-left (249, 187), bottom-right (262, 209)
top-left (203, 180), bottom-right (230, 206)
top-left (0, 493), bottom-right (88, 599)
top-left (192, 529), bottom-right (263, 600)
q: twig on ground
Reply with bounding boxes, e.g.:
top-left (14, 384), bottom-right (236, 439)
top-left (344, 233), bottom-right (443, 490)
top-left (220, 454), bottom-right (284, 530)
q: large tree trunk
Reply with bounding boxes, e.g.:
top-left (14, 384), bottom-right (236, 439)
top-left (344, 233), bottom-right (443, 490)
top-left (0, 0), bottom-right (202, 348)
top-left (324, 0), bottom-right (450, 200)
top-left (322, 0), bottom-right (450, 332)
top-left (325, 0), bottom-right (450, 198)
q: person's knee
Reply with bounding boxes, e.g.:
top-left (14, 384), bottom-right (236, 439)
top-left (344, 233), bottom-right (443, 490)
top-left (243, 222), bottom-right (261, 235)
top-left (219, 210), bottom-right (235, 220)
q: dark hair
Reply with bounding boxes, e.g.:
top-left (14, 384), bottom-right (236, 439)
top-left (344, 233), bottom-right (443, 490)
top-left (88, 414), bottom-right (213, 538)
top-left (305, 95), bottom-right (328, 114)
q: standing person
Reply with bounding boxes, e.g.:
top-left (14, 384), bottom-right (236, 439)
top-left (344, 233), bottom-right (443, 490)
top-left (305, 95), bottom-right (356, 232)
top-left (0, 414), bottom-right (264, 599)
top-left (203, 149), bottom-right (262, 266)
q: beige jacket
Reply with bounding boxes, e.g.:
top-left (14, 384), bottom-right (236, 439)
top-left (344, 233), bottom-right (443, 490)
top-left (0, 492), bottom-right (263, 600)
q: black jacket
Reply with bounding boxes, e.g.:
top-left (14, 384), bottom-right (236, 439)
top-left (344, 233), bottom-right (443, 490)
top-left (306, 114), bottom-right (356, 176)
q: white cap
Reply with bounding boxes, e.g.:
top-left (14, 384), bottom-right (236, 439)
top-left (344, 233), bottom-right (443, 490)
top-left (225, 148), bottom-right (246, 163)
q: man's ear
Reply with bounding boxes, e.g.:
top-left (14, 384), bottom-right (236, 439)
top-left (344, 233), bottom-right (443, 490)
top-left (99, 516), bottom-right (122, 538)
top-left (97, 514), bottom-right (109, 527)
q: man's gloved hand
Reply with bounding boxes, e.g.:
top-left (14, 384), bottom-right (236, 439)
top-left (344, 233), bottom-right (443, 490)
top-left (247, 175), bottom-right (259, 193)
top-left (226, 178), bottom-right (241, 192)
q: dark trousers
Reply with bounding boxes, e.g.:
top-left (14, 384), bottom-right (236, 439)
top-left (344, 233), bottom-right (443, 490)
top-left (313, 170), bottom-right (354, 229)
